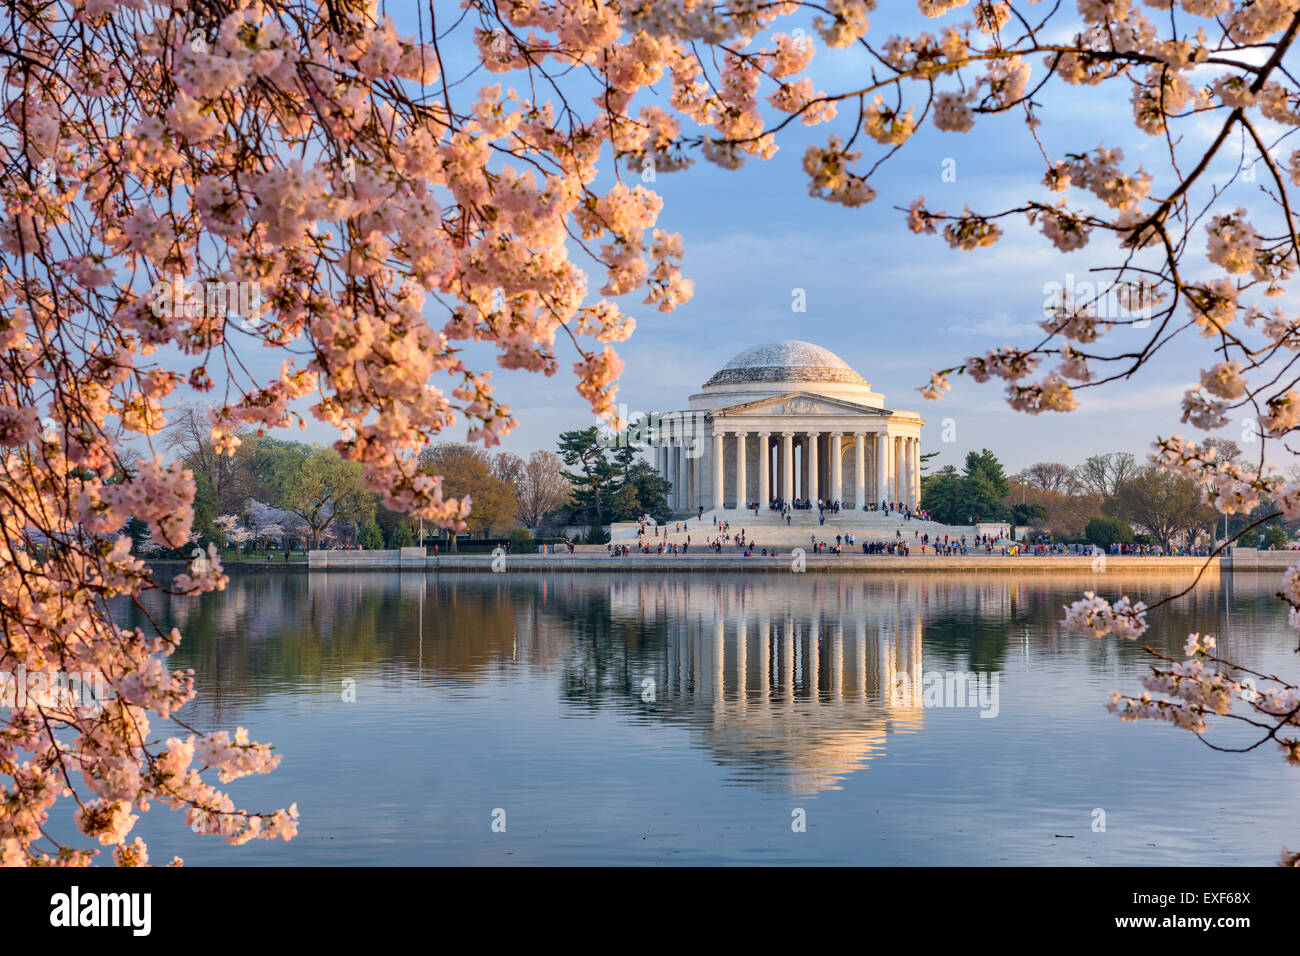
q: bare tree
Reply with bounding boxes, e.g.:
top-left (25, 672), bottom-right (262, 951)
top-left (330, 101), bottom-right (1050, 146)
top-left (1017, 462), bottom-right (1077, 494)
top-left (516, 451), bottom-right (571, 530)
top-left (165, 404), bottom-right (255, 510)
top-left (492, 451), bottom-right (525, 487)
top-left (1072, 453), bottom-right (1138, 499)
top-left (1108, 467), bottom-right (1217, 551)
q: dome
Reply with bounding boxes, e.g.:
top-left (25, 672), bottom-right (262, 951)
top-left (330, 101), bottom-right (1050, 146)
top-left (703, 340), bottom-right (866, 387)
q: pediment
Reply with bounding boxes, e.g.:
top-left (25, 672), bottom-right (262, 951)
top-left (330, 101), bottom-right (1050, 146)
top-left (711, 391), bottom-right (889, 419)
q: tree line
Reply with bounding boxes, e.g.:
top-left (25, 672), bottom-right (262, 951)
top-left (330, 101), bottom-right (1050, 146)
top-left (153, 409), bottom-right (676, 555)
top-left (1003, 443), bottom-right (1292, 550)
top-left (919, 444), bottom-right (1292, 551)
top-left (161, 410), bottom-right (1267, 555)
top-left (155, 406), bottom-right (575, 554)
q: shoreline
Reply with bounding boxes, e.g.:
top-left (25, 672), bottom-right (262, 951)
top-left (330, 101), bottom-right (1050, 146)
top-left (140, 549), bottom-right (1300, 576)
top-left (301, 553), bottom-right (1230, 574)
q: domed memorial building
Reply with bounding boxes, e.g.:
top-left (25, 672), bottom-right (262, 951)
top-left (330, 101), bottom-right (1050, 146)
top-left (652, 341), bottom-right (924, 514)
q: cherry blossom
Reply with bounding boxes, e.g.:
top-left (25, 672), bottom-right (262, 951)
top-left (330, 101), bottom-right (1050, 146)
top-left (6, 0), bottom-right (1300, 868)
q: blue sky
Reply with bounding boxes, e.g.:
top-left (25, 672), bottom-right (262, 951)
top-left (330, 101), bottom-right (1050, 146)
top-left (229, 4), bottom-right (1298, 476)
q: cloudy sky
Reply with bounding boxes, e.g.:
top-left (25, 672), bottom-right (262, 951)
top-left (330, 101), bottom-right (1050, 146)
top-left (256, 4), bottom-right (1296, 477)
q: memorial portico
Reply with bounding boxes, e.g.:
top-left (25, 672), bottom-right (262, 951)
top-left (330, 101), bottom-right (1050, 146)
top-left (654, 341), bottom-right (924, 513)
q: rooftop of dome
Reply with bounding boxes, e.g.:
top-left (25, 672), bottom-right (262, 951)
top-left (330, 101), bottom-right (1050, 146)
top-left (703, 341), bottom-right (867, 387)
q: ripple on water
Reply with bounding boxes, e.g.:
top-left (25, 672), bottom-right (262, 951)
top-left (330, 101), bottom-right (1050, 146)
top-left (111, 570), bottom-right (1300, 865)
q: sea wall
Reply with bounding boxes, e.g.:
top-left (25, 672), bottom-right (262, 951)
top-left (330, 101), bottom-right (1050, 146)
top-left (303, 549), bottom-right (1232, 575)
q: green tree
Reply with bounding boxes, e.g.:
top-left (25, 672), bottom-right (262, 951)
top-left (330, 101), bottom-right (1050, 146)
top-left (509, 527), bottom-right (534, 551)
top-left (391, 521), bottom-right (415, 548)
top-left (359, 521), bottom-right (385, 550)
top-left (1261, 524), bottom-right (1290, 550)
top-left (608, 460), bottom-right (672, 521)
top-left (920, 466), bottom-right (964, 524)
top-left (960, 449), bottom-right (1011, 523)
top-left (557, 427), bottom-right (619, 524)
top-left (191, 468), bottom-right (222, 546)
top-left (1085, 516), bottom-right (1135, 547)
top-left (1012, 502), bottom-right (1049, 528)
top-left (258, 441), bottom-right (376, 549)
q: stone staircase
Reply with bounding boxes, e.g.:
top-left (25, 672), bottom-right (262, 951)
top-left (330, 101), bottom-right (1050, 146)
top-left (611, 507), bottom-right (989, 550)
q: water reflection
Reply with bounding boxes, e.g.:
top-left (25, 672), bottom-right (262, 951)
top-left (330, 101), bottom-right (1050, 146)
top-left (552, 578), bottom-right (924, 794)
top-left (118, 567), bottom-right (1261, 799)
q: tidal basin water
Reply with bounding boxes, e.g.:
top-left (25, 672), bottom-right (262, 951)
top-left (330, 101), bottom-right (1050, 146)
top-left (113, 569), bottom-right (1300, 865)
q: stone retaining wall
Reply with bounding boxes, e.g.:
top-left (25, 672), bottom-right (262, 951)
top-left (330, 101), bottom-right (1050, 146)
top-left (1221, 548), bottom-right (1300, 571)
top-left (302, 551), bottom-right (1225, 574)
top-left (307, 547), bottom-right (427, 569)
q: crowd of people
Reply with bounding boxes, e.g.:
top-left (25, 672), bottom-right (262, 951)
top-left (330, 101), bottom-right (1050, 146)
top-left (1096, 541), bottom-right (1214, 557)
top-left (590, 513), bottom-right (1224, 562)
top-left (754, 498), bottom-right (933, 521)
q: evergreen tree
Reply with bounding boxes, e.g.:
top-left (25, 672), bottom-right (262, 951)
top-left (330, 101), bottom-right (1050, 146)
top-left (609, 460), bottom-right (672, 521)
top-left (920, 466), bottom-right (964, 524)
top-left (391, 521), bottom-right (415, 548)
top-left (960, 449), bottom-right (1012, 522)
top-left (557, 427), bottom-right (619, 524)
top-left (359, 521), bottom-right (385, 550)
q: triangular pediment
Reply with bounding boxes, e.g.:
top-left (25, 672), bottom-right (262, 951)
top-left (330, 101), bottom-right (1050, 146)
top-left (710, 391), bottom-right (890, 419)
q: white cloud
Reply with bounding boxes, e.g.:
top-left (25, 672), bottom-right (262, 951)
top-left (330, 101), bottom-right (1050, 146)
top-left (948, 311), bottom-right (1042, 337)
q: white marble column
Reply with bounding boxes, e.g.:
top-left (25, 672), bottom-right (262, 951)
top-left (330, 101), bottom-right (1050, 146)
top-left (883, 436), bottom-right (891, 505)
top-left (670, 444), bottom-right (680, 509)
top-left (889, 435), bottom-right (897, 504)
top-left (913, 438), bottom-right (920, 508)
top-left (913, 437), bottom-right (922, 508)
top-left (900, 436), bottom-right (909, 509)
top-left (891, 435), bottom-right (900, 505)
top-left (757, 432), bottom-right (769, 506)
top-left (712, 430), bottom-right (724, 512)
top-left (831, 433), bottom-right (843, 504)
top-left (678, 441), bottom-right (690, 510)
top-left (854, 433), bottom-right (865, 509)
top-left (901, 437), bottom-right (909, 507)
top-left (877, 433), bottom-right (889, 505)
top-left (867, 434), bottom-right (876, 502)
top-left (773, 437), bottom-right (780, 501)
top-left (799, 436), bottom-right (808, 502)
top-left (894, 436), bottom-right (903, 506)
top-left (908, 438), bottom-right (918, 509)
top-left (782, 432), bottom-right (794, 503)
top-left (735, 432), bottom-right (746, 509)
top-left (904, 437), bottom-right (912, 509)
top-left (807, 430), bottom-right (818, 504)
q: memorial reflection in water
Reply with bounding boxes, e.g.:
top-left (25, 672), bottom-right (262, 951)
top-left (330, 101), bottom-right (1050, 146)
top-left (112, 568), bottom-right (1300, 866)
top-left (588, 576), bottom-right (926, 794)
top-left (304, 572), bottom-right (959, 795)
